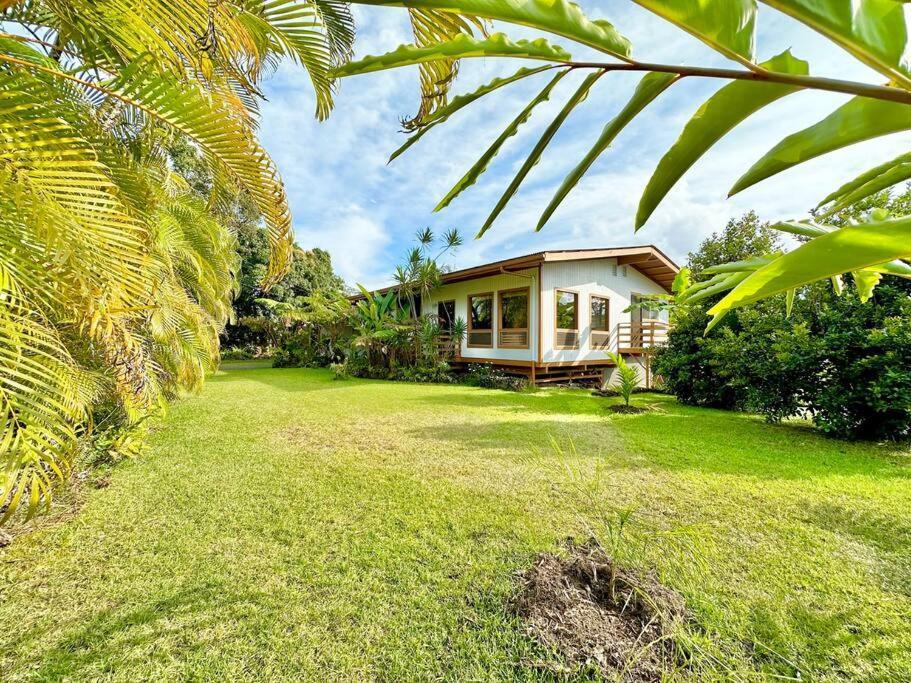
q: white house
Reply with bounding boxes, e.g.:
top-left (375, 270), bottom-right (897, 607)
top-left (419, 245), bottom-right (679, 385)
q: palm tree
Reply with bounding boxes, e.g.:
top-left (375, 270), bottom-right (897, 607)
top-left (0, 1), bottom-right (361, 521)
top-left (392, 228), bottom-right (463, 317)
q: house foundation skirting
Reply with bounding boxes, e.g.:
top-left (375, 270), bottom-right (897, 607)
top-left (449, 357), bottom-right (623, 386)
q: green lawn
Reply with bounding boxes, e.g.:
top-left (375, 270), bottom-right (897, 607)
top-left (2, 364), bottom-right (910, 681)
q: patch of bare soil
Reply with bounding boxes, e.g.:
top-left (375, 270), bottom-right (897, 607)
top-left (515, 541), bottom-right (686, 681)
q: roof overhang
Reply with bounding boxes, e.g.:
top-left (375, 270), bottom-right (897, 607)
top-left (439, 245), bottom-right (679, 291)
top-left (350, 245), bottom-right (680, 300)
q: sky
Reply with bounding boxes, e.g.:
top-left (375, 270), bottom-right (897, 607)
top-left (257, 1), bottom-right (911, 289)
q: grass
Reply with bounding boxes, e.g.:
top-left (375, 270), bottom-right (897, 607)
top-left (1, 363), bottom-right (910, 681)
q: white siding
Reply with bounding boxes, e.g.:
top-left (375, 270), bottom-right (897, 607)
top-left (422, 268), bottom-right (538, 362)
top-left (540, 259), bottom-right (667, 363)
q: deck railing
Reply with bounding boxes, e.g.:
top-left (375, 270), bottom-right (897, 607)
top-left (435, 319), bottom-right (670, 360)
top-left (436, 332), bottom-right (458, 359)
top-left (617, 319), bottom-right (671, 354)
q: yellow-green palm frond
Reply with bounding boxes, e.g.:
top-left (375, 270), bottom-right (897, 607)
top-left (404, 8), bottom-right (486, 129)
top-left (0, 280), bottom-right (97, 523)
top-left (0, 0), bottom-right (349, 523)
top-left (0, 42), bottom-right (294, 283)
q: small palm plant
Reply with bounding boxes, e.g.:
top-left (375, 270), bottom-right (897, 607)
top-left (608, 352), bottom-right (640, 408)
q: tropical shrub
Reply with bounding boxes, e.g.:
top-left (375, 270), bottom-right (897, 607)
top-left (393, 361), bottom-right (454, 384)
top-left (339, 0), bottom-right (911, 324)
top-left (265, 290), bottom-right (352, 368)
top-left (330, 362), bottom-right (350, 381)
top-left (761, 285), bottom-right (911, 440)
top-left (220, 346), bottom-right (270, 362)
top-left (607, 353), bottom-right (639, 408)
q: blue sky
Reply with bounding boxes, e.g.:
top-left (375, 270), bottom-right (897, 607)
top-left (258, 2), bottom-right (911, 288)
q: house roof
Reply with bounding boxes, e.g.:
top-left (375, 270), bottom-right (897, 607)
top-left (351, 245), bottom-right (680, 299)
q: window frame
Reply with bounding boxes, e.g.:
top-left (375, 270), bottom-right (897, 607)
top-left (554, 289), bottom-right (580, 350)
top-left (467, 292), bottom-right (494, 348)
top-left (497, 286), bottom-right (530, 349)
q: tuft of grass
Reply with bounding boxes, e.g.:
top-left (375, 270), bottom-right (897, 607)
top-left (1, 365), bottom-right (909, 681)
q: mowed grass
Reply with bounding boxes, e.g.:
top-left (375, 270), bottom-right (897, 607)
top-left (2, 364), bottom-right (910, 681)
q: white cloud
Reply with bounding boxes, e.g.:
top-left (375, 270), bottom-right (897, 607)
top-left (293, 204), bottom-right (391, 288)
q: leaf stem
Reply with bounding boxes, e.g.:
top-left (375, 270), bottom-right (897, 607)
top-left (564, 60), bottom-right (911, 105)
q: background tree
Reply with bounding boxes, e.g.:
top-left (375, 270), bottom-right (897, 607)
top-left (655, 188), bottom-right (911, 440)
top-left (687, 212), bottom-right (783, 277)
top-left (226, 232), bottom-right (345, 350)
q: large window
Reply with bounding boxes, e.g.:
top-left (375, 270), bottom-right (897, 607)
top-left (590, 295), bottom-right (611, 349)
top-left (498, 287), bottom-right (529, 348)
top-left (468, 293), bottom-right (493, 347)
top-left (555, 290), bottom-right (579, 349)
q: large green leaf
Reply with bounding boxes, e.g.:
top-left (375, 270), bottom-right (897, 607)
top-left (478, 70), bottom-right (604, 237)
top-left (772, 220), bottom-right (911, 276)
top-left (817, 151), bottom-right (911, 215)
top-left (634, 0), bottom-right (757, 67)
top-left (760, 0), bottom-right (911, 89)
top-left (708, 215), bottom-right (911, 326)
top-left (388, 65), bottom-right (556, 162)
top-left (347, 0), bottom-right (632, 59)
top-left (538, 71), bottom-right (679, 231)
top-left (637, 50), bottom-right (809, 229)
top-left (731, 96), bottom-right (911, 196)
top-left (434, 69), bottom-right (569, 211)
top-left (333, 32), bottom-right (571, 77)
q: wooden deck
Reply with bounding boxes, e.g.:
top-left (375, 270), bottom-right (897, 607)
top-left (443, 320), bottom-right (670, 387)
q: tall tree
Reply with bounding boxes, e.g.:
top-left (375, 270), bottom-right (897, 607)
top-left (687, 212), bottom-right (782, 277)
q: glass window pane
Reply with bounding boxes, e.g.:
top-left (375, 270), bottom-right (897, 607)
top-left (470, 295), bottom-right (492, 330)
top-left (591, 296), bottom-right (609, 331)
top-left (500, 291), bottom-right (528, 329)
top-left (556, 291), bottom-right (577, 329)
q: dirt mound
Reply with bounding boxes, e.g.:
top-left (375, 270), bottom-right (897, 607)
top-left (515, 542), bottom-right (686, 681)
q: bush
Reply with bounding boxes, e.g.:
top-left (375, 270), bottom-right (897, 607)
top-left (330, 362), bottom-right (350, 380)
top-left (656, 282), bottom-right (911, 440)
top-left (794, 290), bottom-right (911, 440)
top-left (220, 345), bottom-right (271, 361)
top-left (463, 364), bottom-right (529, 392)
top-left (272, 330), bottom-right (339, 369)
top-left (392, 362), bottom-right (454, 384)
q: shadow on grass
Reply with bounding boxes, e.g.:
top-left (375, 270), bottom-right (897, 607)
top-left (10, 582), bottom-right (265, 679)
top-left (408, 407), bottom-right (911, 483)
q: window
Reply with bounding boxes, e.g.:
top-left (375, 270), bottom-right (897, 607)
top-left (468, 293), bottom-right (493, 347)
top-left (498, 287), bottom-right (529, 348)
top-left (555, 290), bottom-right (579, 349)
top-left (590, 295), bottom-right (611, 349)
top-left (437, 300), bottom-right (455, 332)
top-left (590, 295), bottom-right (609, 331)
top-left (556, 290), bottom-right (578, 329)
